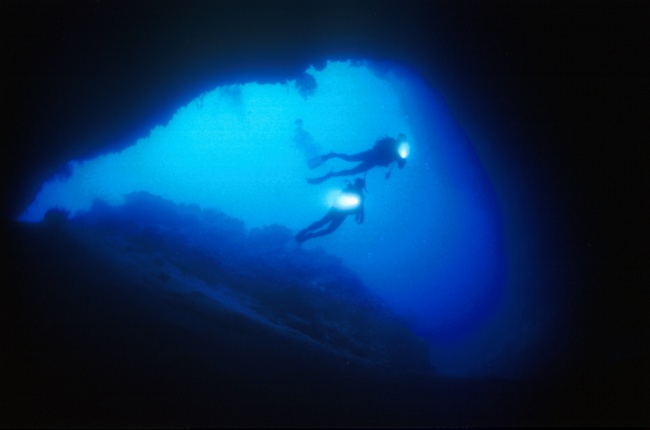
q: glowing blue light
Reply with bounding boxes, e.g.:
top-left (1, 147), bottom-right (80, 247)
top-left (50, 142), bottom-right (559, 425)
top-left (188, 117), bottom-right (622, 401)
top-left (333, 193), bottom-right (360, 210)
top-left (398, 142), bottom-right (410, 159)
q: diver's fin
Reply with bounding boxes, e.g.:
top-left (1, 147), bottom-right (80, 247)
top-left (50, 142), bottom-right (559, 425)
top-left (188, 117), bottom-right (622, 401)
top-left (307, 155), bottom-right (324, 169)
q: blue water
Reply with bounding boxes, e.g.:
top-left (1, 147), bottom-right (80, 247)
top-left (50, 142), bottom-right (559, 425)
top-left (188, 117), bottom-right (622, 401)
top-left (19, 60), bottom-right (536, 377)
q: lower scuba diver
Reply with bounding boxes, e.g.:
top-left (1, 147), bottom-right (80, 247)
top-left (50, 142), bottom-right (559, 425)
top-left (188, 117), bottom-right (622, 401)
top-left (295, 176), bottom-right (367, 243)
top-left (306, 134), bottom-right (409, 184)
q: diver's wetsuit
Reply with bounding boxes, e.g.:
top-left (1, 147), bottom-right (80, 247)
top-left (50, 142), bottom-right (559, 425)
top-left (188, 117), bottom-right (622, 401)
top-left (296, 179), bottom-right (366, 242)
top-left (295, 208), bottom-right (349, 242)
top-left (307, 136), bottom-right (404, 184)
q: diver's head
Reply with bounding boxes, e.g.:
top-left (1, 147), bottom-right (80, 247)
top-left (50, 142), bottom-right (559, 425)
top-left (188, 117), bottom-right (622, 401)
top-left (397, 157), bottom-right (407, 169)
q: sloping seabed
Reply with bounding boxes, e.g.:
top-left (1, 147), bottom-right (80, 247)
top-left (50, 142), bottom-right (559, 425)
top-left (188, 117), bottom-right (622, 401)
top-left (2, 193), bottom-right (644, 427)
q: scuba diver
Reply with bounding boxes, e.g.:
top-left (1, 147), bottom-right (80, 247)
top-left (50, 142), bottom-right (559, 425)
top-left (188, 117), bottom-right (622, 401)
top-left (295, 176), bottom-right (367, 243)
top-left (306, 134), bottom-right (409, 184)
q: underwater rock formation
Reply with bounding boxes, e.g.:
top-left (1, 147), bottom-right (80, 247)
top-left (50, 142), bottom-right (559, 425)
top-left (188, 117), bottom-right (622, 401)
top-left (294, 72), bottom-right (317, 99)
top-left (68, 191), bottom-right (432, 370)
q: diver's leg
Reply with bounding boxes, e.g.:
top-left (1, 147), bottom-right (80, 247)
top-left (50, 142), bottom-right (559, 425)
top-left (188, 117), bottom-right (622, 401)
top-left (328, 162), bottom-right (375, 178)
top-left (307, 161), bottom-right (376, 184)
top-left (323, 149), bottom-right (373, 163)
top-left (296, 212), bottom-right (334, 241)
top-left (308, 153), bottom-right (368, 183)
top-left (306, 170), bottom-right (334, 184)
top-left (305, 212), bottom-right (334, 231)
top-left (301, 216), bottom-right (346, 241)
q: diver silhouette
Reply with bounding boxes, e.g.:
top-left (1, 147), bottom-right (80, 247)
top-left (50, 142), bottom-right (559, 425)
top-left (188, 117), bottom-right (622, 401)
top-left (295, 177), bottom-right (367, 243)
top-left (306, 134), bottom-right (409, 184)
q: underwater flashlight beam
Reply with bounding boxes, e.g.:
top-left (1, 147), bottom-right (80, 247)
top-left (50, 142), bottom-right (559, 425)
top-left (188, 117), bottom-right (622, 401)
top-left (334, 193), bottom-right (361, 210)
top-left (398, 142), bottom-right (410, 159)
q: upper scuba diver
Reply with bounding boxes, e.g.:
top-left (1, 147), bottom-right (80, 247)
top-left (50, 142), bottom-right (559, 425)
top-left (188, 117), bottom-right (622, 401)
top-left (295, 176), bottom-right (367, 243)
top-left (306, 134), bottom-right (409, 184)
